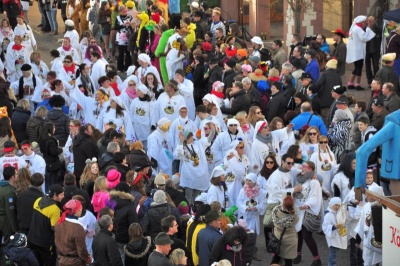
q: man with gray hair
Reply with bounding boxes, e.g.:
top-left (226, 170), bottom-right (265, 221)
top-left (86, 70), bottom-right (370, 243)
top-left (242, 77), bottom-right (261, 107)
top-left (92, 215), bottom-right (123, 265)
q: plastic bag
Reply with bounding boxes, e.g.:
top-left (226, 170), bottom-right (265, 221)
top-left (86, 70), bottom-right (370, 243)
top-left (337, 204), bottom-right (348, 224)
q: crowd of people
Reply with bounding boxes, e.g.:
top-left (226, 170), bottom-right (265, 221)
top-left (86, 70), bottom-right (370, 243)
top-left (0, 0), bottom-right (399, 266)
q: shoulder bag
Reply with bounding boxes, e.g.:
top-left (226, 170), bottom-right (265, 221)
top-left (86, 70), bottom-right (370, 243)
top-left (267, 226), bottom-right (287, 255)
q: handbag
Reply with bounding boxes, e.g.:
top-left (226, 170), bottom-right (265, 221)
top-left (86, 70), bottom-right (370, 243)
top-left (302, 210), bottom-right (321, 232)
top-left (267, 227), bottom-right (287, 255)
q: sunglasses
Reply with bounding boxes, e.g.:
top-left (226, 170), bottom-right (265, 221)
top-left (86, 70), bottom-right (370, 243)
top-left (237, 146), bottom-right (244, 149)
top-left (63, 60), bottom-right (71, 63)
top-left (309, 132), bottom-right (318, 135)
top-left (204, 127), bottom-right (210, 130)
top-left (128, 83), bottom-right (136, 86)
top-left (319, 141), bottom-right (328, 144)
top-left (266, 161), bottom-right (274, 164)
top-left (285, 161), bottom-right (294, 165)
top-left (228, 124), bottom-right (238, 127)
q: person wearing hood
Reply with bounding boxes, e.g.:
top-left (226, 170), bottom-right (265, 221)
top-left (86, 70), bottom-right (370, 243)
top-left (154, 79), bottom-right (186, 124)
top-left (28, 184), bottom-right (64, 266)
top-left (97, 96), bottom-right (136, 142)
top-left (209, 226), bottom-right (250, 266)
top-left (322, 197), bottom-right (347, 266)
top-left (175, 129), bottom-right (213, 205)
top-left (45, 95), bottom-right (69, 146)
top-left (89, 51), bottom-right (107, 91)
top-left (291, 161), bottom-right (323, 266)
top-left (14, 16), bottom-right (37, 57)
top-left (93, 214), bottom-right (123, 265)
top-left (109, 182), bottom-right (138, 262)
top-left (175, 69), bottom-right (196, 120)
top-left (147, 117), bottom-right (173, 176)
top-left (221, 80), bottom-right (251, 115)
top-left (206, 165), bottom-right (227, 208)
top-left (55, 199), bottom-right (92, 265)
top-left (123, 222), bottom-right (152, 266)
top-left (223, 146), bottom-right (246, 207)
top-left (237, 173), bottom-right (266, 236)
top-left (141, 190), bottom-right (172, 240)
top-left (137, 53), bottom-right (162, 85)
top-left (251, 120), bottom-right (292, 167)
top-left (346, 15), bottom-right (376, 91)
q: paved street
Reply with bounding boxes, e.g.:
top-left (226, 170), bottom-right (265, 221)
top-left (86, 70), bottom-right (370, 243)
top-left (15, 3), bottom-right (374, 265)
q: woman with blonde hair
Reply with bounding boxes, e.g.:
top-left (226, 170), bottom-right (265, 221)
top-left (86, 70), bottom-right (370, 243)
top-left (235, 111), bottom-right (253, 157)
top-left (15, 167), bottom-right (31, 195)
top-left (170, 248), bottom-right (187, 265)
top-left (247, 106), bottom-right (265, 128)
top-left (30, 51), bottom-right (49, 84)
top-left (91, 176), bottom-right (110, 218)
top-left (80, 158), bottom-right (99, 199)
top-left (299, 126), bottom-right (320, 161)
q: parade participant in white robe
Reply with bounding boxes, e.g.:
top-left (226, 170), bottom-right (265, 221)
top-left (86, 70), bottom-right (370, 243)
top-left (206, 101), bottom-right (227, 132)
top-left (292, 161), bottom-right (323, 264)
top-left (355, 186), bottom-right (384, 266)
top-left (331, 153), bottom-right (356, 202)
top-left (0, 141), bottom-right (28, 180)
top-left (237, 173), bottom-right (266, 235)
top-left (310, 135), bottom-right (337, 195)
top-left (251, 120), bottom-right (292, 167)
top-left (129, 84), bottom-right (154, 148)
top-left (299, 127), bottom-right (320, 161)
top-left (148, 118), bottom-right (173, 176)
top-left (30, 51), bottom-right (49, 84)
top-left (166, 38), bottom-right (187, 80)
top-left (203, 81), bottom-right (226, 118)
top-left (257, 155), bottom-right (279, 198)
top-left (69, 87), bottom-right (110, 126)
top-left (96, 76), bottom-right (116, 98)
top-left (175, 69), bottom-right (195, 120)
top-left (5, 36), bottom-right (31, 82)
top-left (96, 96), bottom-right (136, 141)
top-left (10, 64), bottom-right (42, 113)
top-left (57, 37), bottom-right (81, 64)
top-left (201, 121), bottom-right (220, 175)
top-left (20, 141), bottom-right (46, 177)
top-left (212, 118), bottom-right (245, 166)
top-left (13, 16), bottom-right (37, 57)
top-left (223, 149), bottom-right (246, 207)
top-left (137, 53), bottom-right (161, 84)
top-left (206, 165), bottom-right (227, 207)
top-left (64, 19), bottom-right (80, 53)
top-left (82, 44), bottom-right (108, 68)
top-left (0, 20), bottom-right (14, 56)
top-left (119, 66), bottom-right (137, 93)
top-left (90, 51), bottom-right (107, 91)
top-left (230, 139), bottom-right (253, 174)
top-left (120, 76), bottom-right (138, 109)
top-left (50, 49), bottom-right (63, 77)
top-left (75, 63), bottom-right (95, 97)
top-left (175, 130), bottom-right (212, 205)
top-left (77, 202), bottom-right (97, 257)
top-left (153, 79), bottom-right (186, 125)
top-left (322, 197), bottom-right (348, 265)
top-left (169, 105), bottom-right (197, 156)
top-left (194, 105), bottom-right (221, 130)
top-left (58, 55), bottom-right (78, 91)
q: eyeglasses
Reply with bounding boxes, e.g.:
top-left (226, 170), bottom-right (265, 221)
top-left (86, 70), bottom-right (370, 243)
top-left (228, 124), bottom-right (238, 127)
top-left (319, 141), bottom-right (328, 144)
top-left (285, 161), bottom-right (294, 165)
top-left (303, 164), bottom-right (311, 169)
top-left (204, 127), bottom-right (210, 130)
top-left (63, 60), bottom-right (71, 63)
top-left (128, 83), bottom-right (136, 86)
top-left (237, 146), bottom-right (244, 149)
top-left (266, 161), bottom-right (274, 164)
top-left (309, 132), bottom-right (318, 135)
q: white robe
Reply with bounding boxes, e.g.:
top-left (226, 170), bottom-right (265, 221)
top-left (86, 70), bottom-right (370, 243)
top-left (250, 127), bottom-right (288, 167)
top-left (129, 98), bottom-right (154, 141)
top-left (169, 116), bottom-right (198, 157)
top-left (331, 171), bottom-right (351, 202)
top-left (177, 79), bottom-right (196, 120)
top-left (77, 210), bottom-right (97, 257)
top-left (166, 48), bottom-right (184, 80)
top-left (212, 130), bottom-right (245, 165)
top-left (51, 57), bottom-right (63, 77)
top-left (10, 73), bottom-right (42, 113)
top-left (322, 209), bottom-right (348, 249)
top-left (90, 59), bottom-right (107, 91)
top-left (64, 30), bottom-right (80, 53)
top-left (154, 92), bottom-right (186, 126)
top-left (5, 43), bottom-right (31, 82)
top-left (310, 150), bottom-right (337, 194)
top-left (58, 65), bottom-right (78, 90)
top-left (300, 142), bottom-right (319, 161)
top-left (30, 61), bottom-right (49, 84)
top-left (267, 169), bottom-right (294, 204)
top-left (120, 90), bottom-right (137, 111)
top-left (21, 152), bottom-right (46, 176)
top-left (148, 129), bottom-right (173, 176)
top-left (69, 86), bottom-right (110, 126)
top-left (237, 188), bottom-right (266, 235)
top-left (137, 65), bottom-right (161, 85)
top-left (0, 28), bottom-right (14, 55)
top-left (207, 185), bottom-right (226, 206)
top-left (96, 108), bottom-right (136, 141)
top-left (346, 25), bottom-right (375, 63)
top-left (224, 157), bottom-right (246, 206)
top-left (174, 140), bottom-right (209, 191)
top-left (75, 74), bottom-right (95, 97)
top-left (57, 46), bottom-right (81, 64)
top-left (13, 24), bottom-right (36, 57)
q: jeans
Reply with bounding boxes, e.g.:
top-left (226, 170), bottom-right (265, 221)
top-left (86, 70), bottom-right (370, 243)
top-left (46, 9), bottom-right (58, 32)
top-left (328, 246), bottom-right (338, 266)
top-left (116, 242), bottom-right (126, 266)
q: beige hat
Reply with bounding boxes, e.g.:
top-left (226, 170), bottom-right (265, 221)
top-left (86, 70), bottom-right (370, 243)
top-left (382, 53), bottom-right (396, 62)
top-left (326, 59), bottom-right (338, 69)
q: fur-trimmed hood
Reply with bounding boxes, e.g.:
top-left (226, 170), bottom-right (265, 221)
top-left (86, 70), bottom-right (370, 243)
top-left (110, 190), bottom-right (135, 201)
top-left (124, 236), bottom-right (152, 259)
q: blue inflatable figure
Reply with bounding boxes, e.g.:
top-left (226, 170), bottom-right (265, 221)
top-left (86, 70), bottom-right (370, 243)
top-left (355, 110), bottom-right (400, 200)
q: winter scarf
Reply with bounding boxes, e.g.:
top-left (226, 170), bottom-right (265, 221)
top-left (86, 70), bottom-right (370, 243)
top-left (256, 132), bottom-right (272, 145)
top-left (243, 184), bottom-right (260, 199)
top-left (272, 205), bottom-right (296, 228)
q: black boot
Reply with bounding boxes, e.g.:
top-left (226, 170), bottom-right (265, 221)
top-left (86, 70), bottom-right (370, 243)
top-left (311, 259), bottom-right (322, 266)
top-left (293, 255), bottom-right (301, 264)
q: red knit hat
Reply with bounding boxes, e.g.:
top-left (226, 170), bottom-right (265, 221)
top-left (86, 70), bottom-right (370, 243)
top-left (225, 45), bottom-right (237, 58)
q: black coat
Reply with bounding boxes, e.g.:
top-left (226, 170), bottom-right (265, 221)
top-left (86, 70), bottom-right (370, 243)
top-left (92, 229), bottom-right (123, 266)
top-left (110, 191), bottom-right (138, 244)
top-left (124, 236), bottom-right (153, 266)
top-left (375, 65), bottom-right (400, 94)
top-left (26, 116), bottom-right (46, 143)
top-left (165, 186), bottom-right (188, 209)
top-left (39, 136), bottom-right (63, 172)
top-left (11, 107), bottom-right (31, 144)
top-left (209, 235), bottom-right (248, 266)
top-left (331, 40), bottom-right (347, 76)
top-left (141, 203), bottom-right (171, 240)
top-left (73, 133), bottom-right (99, 180)
top-left (0, 97), bottom-right (14, 117)
top-left (207, 65), bottom-right (223, 92)
top-left (223, 69), bottom-right (237, 92)
top-left (16, 186), bottom-right (44, 235)
top-left (61, 185), bottom-right (92, 212)
top-left (46, 109), bottom-right (69, 147)
top-left (220, 89), bottom-right (251, 115)
top-left (192, 64), bottom-right (206, 103)
top-left (266, 91), bottom-right (286, 122)
top-left (246, 85), bottom-right (262, 107)
top-left (147, 250), bottom-right (174, 266)
top-left (315, 69), bottom-right (342, 108)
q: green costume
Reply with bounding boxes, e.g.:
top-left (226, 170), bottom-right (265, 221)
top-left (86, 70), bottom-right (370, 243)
top-left (155, 29), bottom-right (174, 86)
